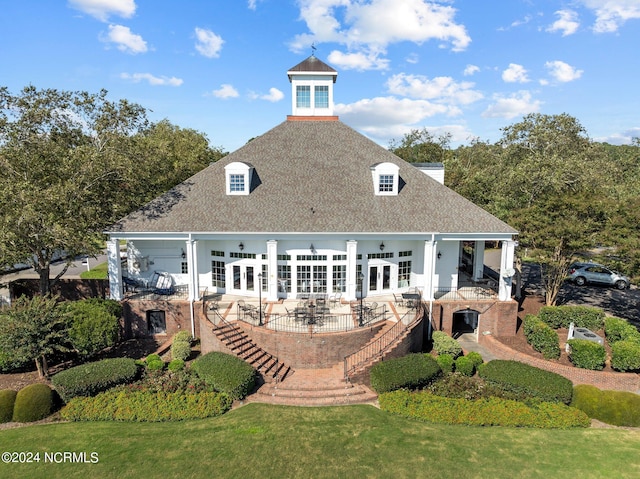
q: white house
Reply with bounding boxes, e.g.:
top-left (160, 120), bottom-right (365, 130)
top-left (105, 55), bottom-right (518, 346)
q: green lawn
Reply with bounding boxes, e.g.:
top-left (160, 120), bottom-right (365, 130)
top-left (1, 404), bottom-right (639, 479)
top-left (79, 262), bottom-right (108, 280)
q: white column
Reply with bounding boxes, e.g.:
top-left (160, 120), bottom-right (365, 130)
top-left (499, 240), bottom-right (516, 301)
top-left (346, 240), bottom-right (358, 301)
top-left (106, 239), bottom-right (123, 301)
top-left (423, 239), bottom-right (436, 300)
top-left (267, 240), bottom-right (278, 302)
top-left (186, 239), bottom-right (198, 301)
top-left (473, 240), bottom-right (485, 281)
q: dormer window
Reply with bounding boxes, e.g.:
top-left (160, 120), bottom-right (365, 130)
top-left (371, 162), bottom-right (400, 196)
top-left (225, 162), bottom-right (254, 196)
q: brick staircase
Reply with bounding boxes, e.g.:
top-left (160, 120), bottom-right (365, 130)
top-left (252, 363), bottom-right (378, 406)
top-left (212, 321), bottom-right (293, 382)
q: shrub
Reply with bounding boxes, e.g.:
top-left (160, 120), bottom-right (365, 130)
top-left (610, 340), bottom-right (640, 372)
top-left (478, 360), bottom-right (573, 404)
top-left (191, 352), bottom-right (256, 400)
top-left (604, 317), bottom-right (640, 344)
top-left (431, 331), bottom-right (462, 358)
top-left (146, 359), bottom-right (165, 371)
top-left (12, 384), bottom-right (53, 422)
top-left (572, 384), bottom-right (640, 427)
top-left (566, 339), bottom-right (606, 370)
top-left (523, 314), bottom-right (561, 359)
top-left (171, 340), bottom-right (192, 362)
top-left (538, 305), bottom-right (605, 330)
top-left (370, 354), bottom-right (441, 393)
top-left (436, 354), bottom-right (454, 374)
top-left (52, 358), bottom-right (140, 403)
top-left (63, 299), bottom-right (120, 357)
top-left (172, 331), bottom-right (193, 343)
top-left (465, 351), bottom-right (484, 368)
top-left (379, 390), bottom-right (590, 428)
top-left (146, 353), bottom-right (162, 363)
top-left (454, 356), bottom-right (475, 377)
top-left (168, 359), bottom-right (185, 372)
top-left (0, 389), bottom-right (18, 423)
top-left (61, 389), bottom-right (232, 422)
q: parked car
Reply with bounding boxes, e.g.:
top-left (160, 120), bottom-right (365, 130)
top-left (568, 262), bottom-right (630, 290)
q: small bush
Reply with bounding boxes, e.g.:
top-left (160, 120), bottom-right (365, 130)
top-left (566, 339), bottom-right (606, 370)
top-left (380, 390), bottom-right (590, 428)
top-left (604, 317), bottom-right (640, 344)
top-left (191, 352), bottom-right (256, 400)
top-left (172, 331), bottom-right (193, 343)
top-left (478, 360), bottom-right (573, 404)
top-left (454, 356), bottom-right (475, 377)
top-left (538, 305), bottom-right (605, 330)
top-left (52, 358), bottom-right (140, 403)
top-left (12, 384), bottom-right (53, 422)
top-left (145, 354), bottom-right (162, 363)
top-left (0, 389), bottom-right (18, 423)
top-left (146, 359), bottom-right (165, 371)
top-left (436, 354), bottom-right (454, 374)
top-left (171, 340), bottom-right (192, 362)
top-left (572, 384), bottom-right (640, 427)
top-left (63, 299), bottom-right (120, 357)
top-left (168, 359), bottom-right (185, 372)
top-left (610, 340), bottom-right (640, 372)
top-left (61, 389), bottom-right (232, 422)
top-left (465, 351), bottom-right (483, 368)
top-left (370, 354), bottom-right (441, 393)
top-left (431, 331), bottom-right (462, 358)
top-left (523, 314), bottom-right (561, 359)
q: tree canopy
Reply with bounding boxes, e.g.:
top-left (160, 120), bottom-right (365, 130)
top-left (0, 86), bottom-right (225, 294)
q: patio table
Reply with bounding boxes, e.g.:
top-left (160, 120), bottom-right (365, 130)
top-left (402, 293), bottom-right (421, 308)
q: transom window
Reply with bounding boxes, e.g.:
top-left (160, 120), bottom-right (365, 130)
top-left (229, 174), bottom-right (245, 192)
top-left (296, 85), bottom-right (311, 108)
top-left (314, 85), bottom-right (328, 108)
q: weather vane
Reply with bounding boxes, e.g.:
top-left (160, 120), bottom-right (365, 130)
top-left (311, 42), bottom-right (317, 56)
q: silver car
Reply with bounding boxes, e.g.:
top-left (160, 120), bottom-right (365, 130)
top-left (568, 262), bottom-right (630, 290)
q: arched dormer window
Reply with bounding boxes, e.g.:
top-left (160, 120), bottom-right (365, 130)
top-left (370, 162), bottom-right (400, 196)
top-left (224, 162), bottom-right (254, 196)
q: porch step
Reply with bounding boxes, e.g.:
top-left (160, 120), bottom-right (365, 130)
top-left (212, 322), bottom-right (293, 382)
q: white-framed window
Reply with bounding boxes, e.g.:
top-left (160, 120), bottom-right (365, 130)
top-left (229, 174), bottom-right (245, 193)
top-left (296, 85), bottom-right (311, 108)
top-left (371, 162), bottom-right (400, 196)
top-left (224, 162), bottom-right (253, 196)
top-left (379, 174), bottom-right (394, 192)
top-left (314, 85), bottom-right (329, 108)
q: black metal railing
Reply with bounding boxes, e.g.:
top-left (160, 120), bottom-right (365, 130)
top-left (433, 285), bottom-right (497, 301)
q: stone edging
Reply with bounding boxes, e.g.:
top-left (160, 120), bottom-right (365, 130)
top-left (483, 335), bottom-right (640, 393)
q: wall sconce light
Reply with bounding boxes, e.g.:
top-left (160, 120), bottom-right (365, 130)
top-left (239, 242), bottom-right (244, 251)
top-left (181, 248), bottom-right (186, 259)
top-left (310, 243), bottom-right (315, 252)
top-left (379, 242), bottom-right (385, 251)
top-left (437, 251), bottom-right (442, 260)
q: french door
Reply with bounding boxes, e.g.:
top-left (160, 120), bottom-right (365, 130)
top-left (368, 264), bottom-right (391, 293)
top-left (232, 264), bottom-right (255, 292)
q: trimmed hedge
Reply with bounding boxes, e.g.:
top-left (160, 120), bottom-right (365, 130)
top-left (370, 354), bottom-right (441, 393)
top-left (431, 331), bottom-right (462, 358)
top-left (191, 352), bottom-right (256, 400)
top-left (168, 359), bottom-right (185, 371)
top-left (465, 351), bottom-right (484, 368)
top-left (610, 340), bottom-right (640, 372)
top-left (477, 360), bottom-right (573, 404)
top-left (523, 314), bottom-right (561, 359)
top-left (379, 389), bottom-right (590, 428)
top-left (12, 384), bottom-right (53, 422)
top-left (52, 358), bottom-right (140, 403)
top-left (454, 356), bottom-right (475, 377)
top-left (63, 299), bottom-right (121, 358)
top-left (61, 389), bottom-right (232, 422)
top-left (538, 305), bottom-right (605, 330)
top-left (0, 389), bottom-right (18, 423)
top-left (566, 339), bottom-right (606, 370)
top-left (436, 354), bottom-right (454, 374)
top-left (571, 384), bottom-right (640, 427)
top-left (604, 316), bottom-right (640, 344)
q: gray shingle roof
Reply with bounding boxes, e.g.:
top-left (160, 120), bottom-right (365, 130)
top-left (108, 119), bottom-right (516, 235)
top-left (287, 55), bottom-right (337, 82)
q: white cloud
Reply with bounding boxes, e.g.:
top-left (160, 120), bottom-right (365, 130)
top-left (212, 84), bottom-right (239, 99)
top-left (247, 0), bottom-right (260, 10)
top-left (260, 88), bottom-right (285, 102)
top-left (68, 0), bottom-right (136, 22)
top-left (482, 91), bottom-right (541, 119)
top-left (327, 49), bottom-right (389, 71)
top-left (405, 53), bottom-right (419, 64)
top-left (502, 63), bottom-right (529, 83)
top-left (336, 97), bottom-right (449, 128)
top-left (579, 0), bottom-right (640, 33)
top-left (545, 60), bottom-right (583, 82)
top-left (386, 73), bottom-right (483, 105)
top-left (120, 73), bottom-right (182, 86)
top-left (103, 24), bottom-right (147, 54)
top-left (595, 127), bottom-right (640, 145)
top-left (463, 64), bottom-right (479, 76)
top-left (195, 27), bottom-right (224, 58)
top-left (547, 9), bottom-right (580, 36)
top-left (289, 0), bottom-right (470, 70)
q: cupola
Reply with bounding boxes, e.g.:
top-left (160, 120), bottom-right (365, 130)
top-left (287, 54), bottom-right (338, 118)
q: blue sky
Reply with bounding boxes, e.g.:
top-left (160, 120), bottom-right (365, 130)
top-left (2, 0), bottom-right (639, 152)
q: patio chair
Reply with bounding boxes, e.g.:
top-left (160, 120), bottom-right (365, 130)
top-left (329, 292), bottom-right (342, 307)
top-left (393, 293), bottom-right (404, 308)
